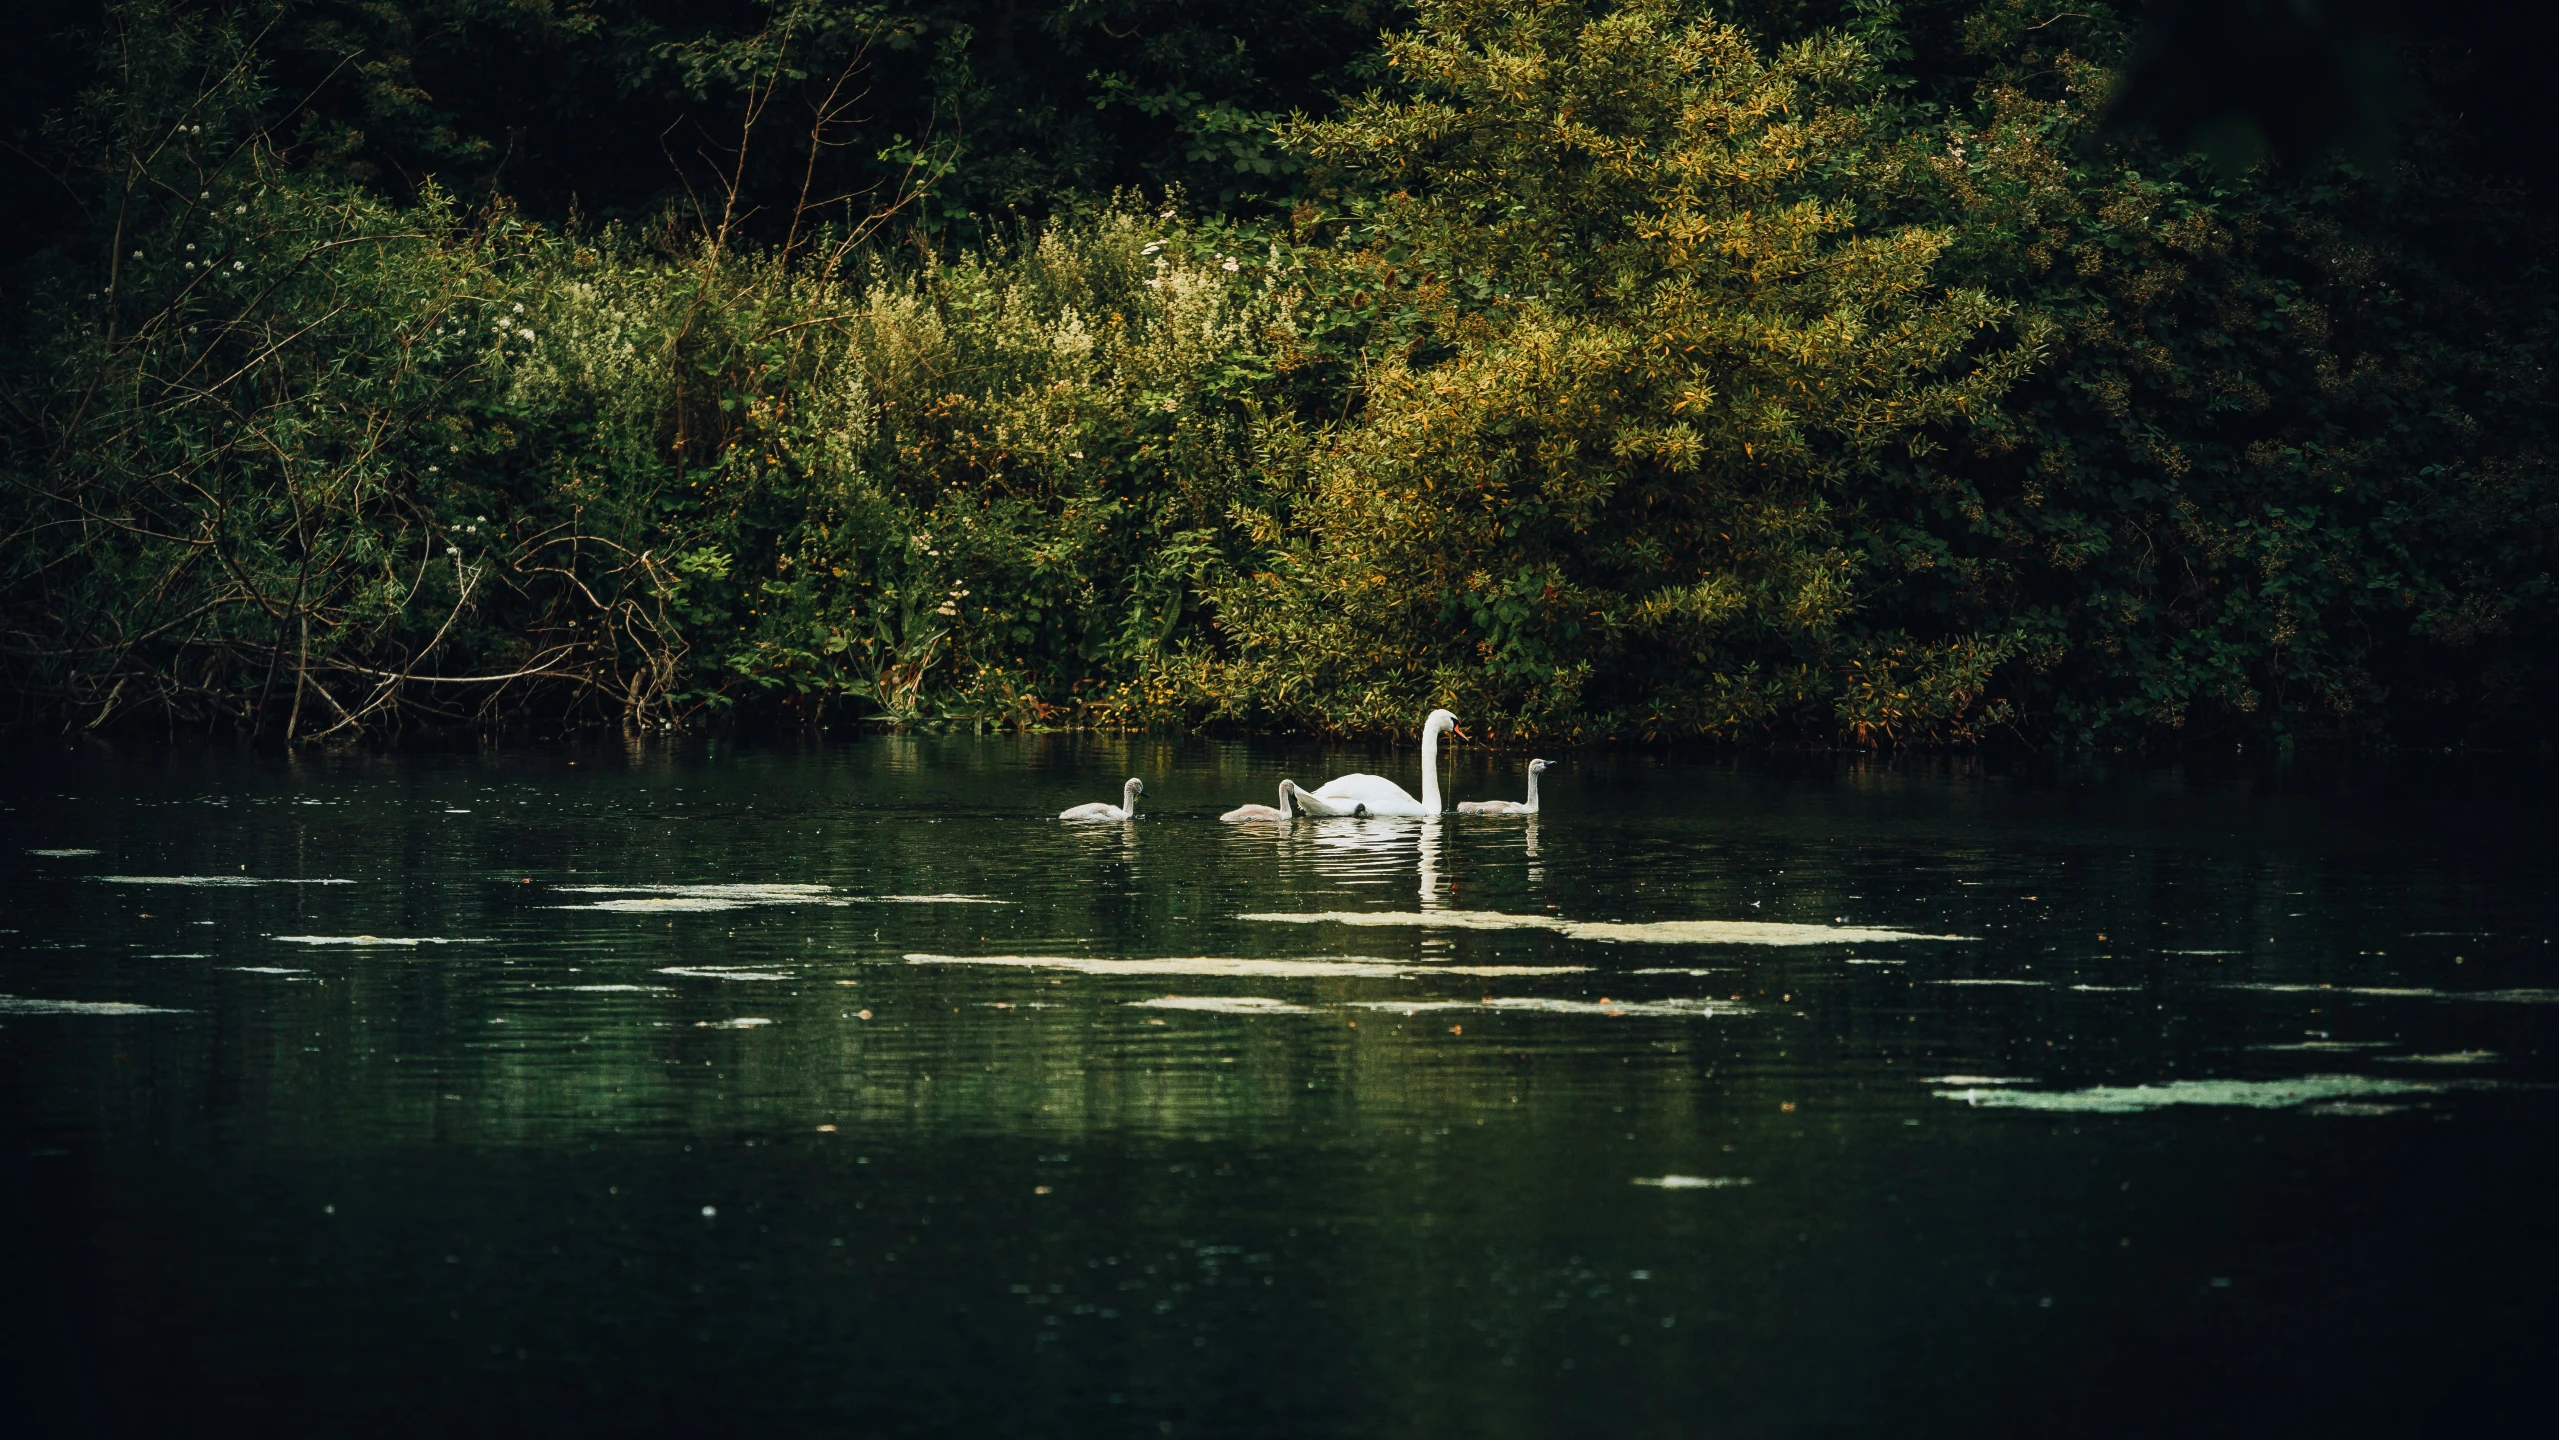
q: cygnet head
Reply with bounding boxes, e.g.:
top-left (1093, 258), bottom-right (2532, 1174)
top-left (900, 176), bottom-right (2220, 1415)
top-left (1124, 777), bottom-right (1146, 795)
top-left (1528, 758), bottom-right (1551, 774)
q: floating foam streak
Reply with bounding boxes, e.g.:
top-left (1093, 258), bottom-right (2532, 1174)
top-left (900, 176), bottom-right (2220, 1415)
top-left (0, 994), bottom-right (188, 1015)
top-left (1935, 1074), bottom-right (2436, 1113)
top-left (2220, 983), bottom-right (2438, 998)
top-left (97, 875), bottom-right (351, 887)
top-left (657, 967), bottom-right (792, 981)
top-left (1241, 910), bottom-right (1561, 933)
top-left (2216, 983), bottom-right (2559, 1002)
top-left (551, 882), bottom-right (845, 912)
top-left (905, 953), bottom-right (1585, 979)
top-left (1132, 996), bottom-right (1313, 1014)
top-left (553, 896), bottom-right (747, 912)
top-left (556, 883), bottom-right (838, 899)
top-left (1238, 910), bottom-right (1956, 946)
top-left (273, 935), bottom-right (487, 947)
top-left (1349, 996), bottom-right (1740, 1017)
top-left (549, 884), bottom-right (1007, 912)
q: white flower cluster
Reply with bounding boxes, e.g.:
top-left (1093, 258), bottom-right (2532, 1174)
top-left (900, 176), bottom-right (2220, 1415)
top-left (502, 277), bottom-right (681, 416)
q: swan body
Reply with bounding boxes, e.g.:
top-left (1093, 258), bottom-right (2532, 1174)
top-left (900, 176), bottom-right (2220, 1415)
top-left (1220, 779), bottom-right (1305, 823)
top-left (1060, 777), bottom-right (1144, 823)
top-left (1458, 758), bottom-right (1549, 815)
top-left (1305, 709), bottom-right (1463, 816)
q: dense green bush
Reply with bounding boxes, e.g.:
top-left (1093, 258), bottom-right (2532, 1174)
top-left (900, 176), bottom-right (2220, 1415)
top-left (0, 3), bottom-right (1282, 734)
top-left (1834, 3), bottom-right (2559, 745)
top-left (4, 0), bottom-right (2554, 746)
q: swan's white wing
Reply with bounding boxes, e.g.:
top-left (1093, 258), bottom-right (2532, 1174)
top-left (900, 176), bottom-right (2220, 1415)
top-left (1309, 773), bottom-right (1426, 816)
top-left (1219, 804), bottom-right (1284, 823)
top-left (1457, 799), bottom-right (1528, 815)
top-left (1059, 803), bottom-right (1124, 822)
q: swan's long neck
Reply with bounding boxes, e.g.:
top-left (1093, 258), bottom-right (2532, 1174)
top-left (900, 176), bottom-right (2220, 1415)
top-left (1278, 780), bottom-right (1297, 818)
top-left (1524, 767), bottom-right (1541, 814)
top-left (1420, 723), bottom-right (1444, 813)
top-left (1123, 780), bottom-right (1141, 817)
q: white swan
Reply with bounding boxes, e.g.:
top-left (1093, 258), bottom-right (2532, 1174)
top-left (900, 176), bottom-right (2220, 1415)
top-left (1458, 758), bottom-right (1549, 815)
top-left (1060, 777), bottom-right (1143, 822)
top-left (1220, 779), bottom-right (1305, 823)
top-left (1299, 709), bottom-right (1464, 817)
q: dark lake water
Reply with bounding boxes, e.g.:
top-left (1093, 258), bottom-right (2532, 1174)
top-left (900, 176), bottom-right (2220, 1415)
top-left (4, 738), bottom-right (2554, 1435)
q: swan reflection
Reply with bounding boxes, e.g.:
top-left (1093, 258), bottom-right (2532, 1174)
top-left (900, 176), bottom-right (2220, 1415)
top-left (1211, 792), bottom-right (1470, 916)
top-left (1064, 816), bottom-right (1140, 862)
top-left (1290, 814), bottom-right (1419, 889)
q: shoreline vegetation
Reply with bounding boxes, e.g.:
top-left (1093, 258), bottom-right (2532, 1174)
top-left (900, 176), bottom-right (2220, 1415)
top-left (3, 1), bottom-right (2552, 749)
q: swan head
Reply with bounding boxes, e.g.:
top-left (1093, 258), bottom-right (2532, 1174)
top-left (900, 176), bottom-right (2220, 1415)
top-left (1124, 777), bottom-right (1146, 796)
top-left (1528, 758), bottom-right (1551, 774)
top-left (1424, 708), bottom-right (1465, 739)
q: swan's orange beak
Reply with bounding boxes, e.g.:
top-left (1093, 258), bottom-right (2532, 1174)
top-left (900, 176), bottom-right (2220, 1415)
top-left (1451, 724), bottom-right (1470, 740)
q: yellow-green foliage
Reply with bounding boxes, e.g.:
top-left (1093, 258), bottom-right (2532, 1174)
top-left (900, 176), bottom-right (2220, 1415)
top-left (1172, 0), bottom-right (2038, 738)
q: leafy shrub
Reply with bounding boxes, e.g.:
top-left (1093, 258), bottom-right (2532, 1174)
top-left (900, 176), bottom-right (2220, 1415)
top-left (1170, 0), bottom-right (2041, 740)
top-left (6, 0), bottom-right (2554, 749)
top-left (1848, 3), bottom-right (2559, 745)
